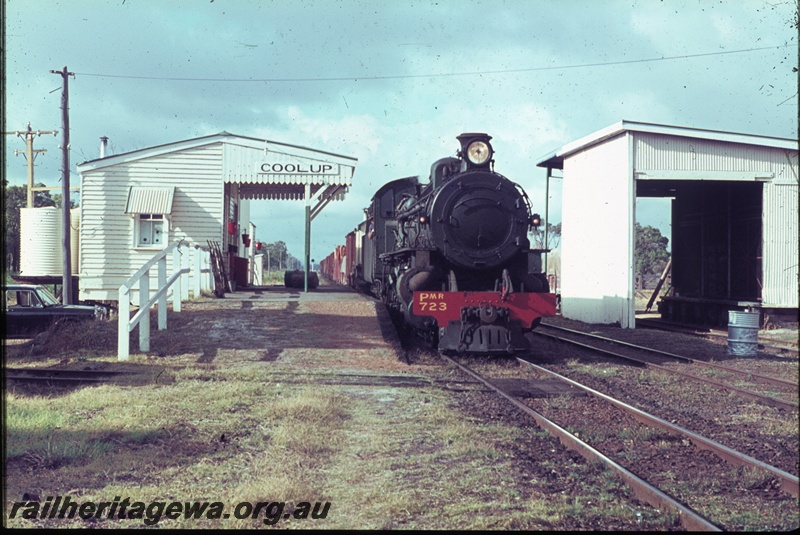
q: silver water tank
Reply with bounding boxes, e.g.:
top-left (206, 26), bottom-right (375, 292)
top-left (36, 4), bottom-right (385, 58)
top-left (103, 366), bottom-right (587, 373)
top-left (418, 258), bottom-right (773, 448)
top-left (19, 207), bottom-right (80, 277)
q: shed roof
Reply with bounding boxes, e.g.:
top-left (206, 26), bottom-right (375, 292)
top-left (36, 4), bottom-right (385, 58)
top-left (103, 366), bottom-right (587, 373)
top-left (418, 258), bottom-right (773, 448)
top-left (537, 120), bottom-right (797, 169)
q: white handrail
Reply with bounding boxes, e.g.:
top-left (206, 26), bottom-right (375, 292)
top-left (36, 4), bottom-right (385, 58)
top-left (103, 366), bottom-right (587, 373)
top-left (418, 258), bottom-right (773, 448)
top-left (118, 241), bottom-right (211, 360)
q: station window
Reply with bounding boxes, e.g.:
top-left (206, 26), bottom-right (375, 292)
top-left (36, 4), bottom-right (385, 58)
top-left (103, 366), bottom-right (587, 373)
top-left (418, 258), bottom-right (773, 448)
top-left (135, 214), bottom-right (167, 248)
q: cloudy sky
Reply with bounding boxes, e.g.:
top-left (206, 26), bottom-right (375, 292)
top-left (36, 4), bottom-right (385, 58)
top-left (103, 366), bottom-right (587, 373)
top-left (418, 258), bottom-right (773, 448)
top-left (4, 0), bottom-right (797, 262)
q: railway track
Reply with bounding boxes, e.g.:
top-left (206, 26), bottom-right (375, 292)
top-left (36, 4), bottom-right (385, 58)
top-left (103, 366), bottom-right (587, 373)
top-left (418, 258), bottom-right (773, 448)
top-left (516, 358), bottom-right (799, 498)
top-left (440, 353), bottom-right (798, 531)
top-left (257, 371), bottom-right (487, 392)
top-left (534, 323), bottom-right (798, 411)
top-left (5, 367), bottom-right (171, 386)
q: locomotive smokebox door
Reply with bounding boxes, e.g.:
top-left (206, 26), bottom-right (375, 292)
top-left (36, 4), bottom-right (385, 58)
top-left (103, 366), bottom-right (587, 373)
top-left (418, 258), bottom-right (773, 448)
top-left (428, 171), bottom-right (528, 270)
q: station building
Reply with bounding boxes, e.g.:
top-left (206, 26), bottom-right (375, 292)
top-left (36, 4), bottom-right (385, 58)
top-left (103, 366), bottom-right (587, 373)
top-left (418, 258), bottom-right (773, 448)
top-left (75, 132), bottom-right (356, 303)
top-left (537, 120), bottom-right (798, 328)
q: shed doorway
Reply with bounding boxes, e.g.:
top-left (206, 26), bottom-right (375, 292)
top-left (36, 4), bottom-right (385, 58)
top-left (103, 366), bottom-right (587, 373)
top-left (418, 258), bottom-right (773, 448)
top-left (636, 179), bottom-right (763, 326)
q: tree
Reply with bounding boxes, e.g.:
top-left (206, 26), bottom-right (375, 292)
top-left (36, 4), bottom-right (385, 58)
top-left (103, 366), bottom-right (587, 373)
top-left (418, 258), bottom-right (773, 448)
top-left (529, 222), bottom-right (561, 249)
top-left (287, 254), bottom-right (301, 270)
top-left (258, 240), bottom-right (305, 273)
top-left (260, 240), bottom-right (289, 272)
top-left (3, 180), bottom-right (61, 272)
top-left (635, 222), bottom-right (670, 289)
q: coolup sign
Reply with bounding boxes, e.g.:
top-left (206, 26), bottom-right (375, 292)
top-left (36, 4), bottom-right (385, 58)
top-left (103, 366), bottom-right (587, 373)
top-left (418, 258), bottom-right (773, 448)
top-left (256, 161), bottom-right (338, 174)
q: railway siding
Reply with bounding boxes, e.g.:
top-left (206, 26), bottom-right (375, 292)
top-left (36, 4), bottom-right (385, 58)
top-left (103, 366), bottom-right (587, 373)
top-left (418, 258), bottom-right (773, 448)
top-left (445, 354), bottom-right (798, 530)
top-left (527, 317), bottom-right (798, 478)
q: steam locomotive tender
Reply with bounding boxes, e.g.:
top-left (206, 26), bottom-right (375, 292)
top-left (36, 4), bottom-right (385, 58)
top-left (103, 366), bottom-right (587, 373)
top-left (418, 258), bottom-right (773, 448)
top-left (355, 133), bottom-right (557, 354)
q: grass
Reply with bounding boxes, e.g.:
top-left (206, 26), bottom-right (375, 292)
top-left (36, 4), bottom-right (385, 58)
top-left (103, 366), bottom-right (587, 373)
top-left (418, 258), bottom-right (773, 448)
top-left (726, 402), bottom-right (799, 435)
top-left (541, 394), bottom-right (574, 410)
top-left (5, 374), bottom-right (350, 529)
top-left (653, 464), bottom-right (799, 531)
top-left (616, 425), bottom-right (662, 443)
top-left (4, 364), bottom-right (680, 529)
top-left (2, 304), bottom-right (703, 530)
top-left (260, 270), bottom-right (290, 285)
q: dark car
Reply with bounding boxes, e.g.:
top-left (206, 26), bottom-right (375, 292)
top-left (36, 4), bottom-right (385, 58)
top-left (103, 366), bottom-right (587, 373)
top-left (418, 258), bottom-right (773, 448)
top-left (3, 284), bottom-right (105, 339)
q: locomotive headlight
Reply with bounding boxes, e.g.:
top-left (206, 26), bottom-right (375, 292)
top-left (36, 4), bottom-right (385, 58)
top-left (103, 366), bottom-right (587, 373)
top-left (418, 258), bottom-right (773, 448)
top-left (466, 140), bottom-right (492, 165)
top-left (530, 213), bottom-right (542, 227)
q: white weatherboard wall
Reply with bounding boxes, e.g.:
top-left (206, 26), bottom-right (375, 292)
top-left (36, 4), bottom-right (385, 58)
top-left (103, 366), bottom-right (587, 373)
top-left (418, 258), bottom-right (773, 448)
top-left (79, 144), bottom-right (225, 302)
top-left (560, 133), bottom-right (635, 327)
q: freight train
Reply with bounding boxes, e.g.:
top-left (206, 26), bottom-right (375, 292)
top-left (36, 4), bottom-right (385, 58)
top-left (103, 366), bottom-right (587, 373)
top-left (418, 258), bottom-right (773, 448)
top-left (321, 133), bottom-right (557, 354)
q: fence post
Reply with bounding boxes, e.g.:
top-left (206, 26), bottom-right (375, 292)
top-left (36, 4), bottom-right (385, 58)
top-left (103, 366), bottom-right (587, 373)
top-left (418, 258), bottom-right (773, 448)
top-left (118, 288), bottom-right (130, 361)
top-left (158, 256), bottom-right (167, 330)
top-left (181, 247), bottom-right (191, 301)
top-left (173, 246), bottom-right (182, 313)
top-left (139, 272), bottom-right (150, 352)
top-left (181, 248), bottom-right (190, 301)
top-left (118, 241), bottom-right (191, 361)
top-left (193, 246), bottom-right (202, 297)
top-left (204, 249), bottom-right (212, 292)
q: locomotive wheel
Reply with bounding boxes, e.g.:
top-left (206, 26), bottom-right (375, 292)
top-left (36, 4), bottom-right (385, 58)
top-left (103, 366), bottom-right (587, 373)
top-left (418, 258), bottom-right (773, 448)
top-left (371, 279), bottom-right (383, 300)
top-left (402, 301), bottom-right (431, 330)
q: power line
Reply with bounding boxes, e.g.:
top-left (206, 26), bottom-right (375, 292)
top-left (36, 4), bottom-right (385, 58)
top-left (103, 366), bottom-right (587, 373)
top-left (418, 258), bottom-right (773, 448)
top-left (73, 44), bottom-right (793, 83)
top-left (3, 123), bottom-right (59, 207)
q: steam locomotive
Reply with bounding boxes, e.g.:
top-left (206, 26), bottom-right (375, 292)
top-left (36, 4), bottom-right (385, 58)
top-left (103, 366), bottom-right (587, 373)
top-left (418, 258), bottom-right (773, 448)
top-left (323, 133), bottom-right (557, 354)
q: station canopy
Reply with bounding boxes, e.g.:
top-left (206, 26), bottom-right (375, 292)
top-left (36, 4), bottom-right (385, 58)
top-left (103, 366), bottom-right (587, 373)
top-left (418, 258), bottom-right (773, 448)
top-left (219, 133), bottom-right (356, 217)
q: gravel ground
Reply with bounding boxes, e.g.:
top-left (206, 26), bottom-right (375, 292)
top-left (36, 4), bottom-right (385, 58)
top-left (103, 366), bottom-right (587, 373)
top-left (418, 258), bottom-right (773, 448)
top-left (5, 282), bottom-right (797, 530)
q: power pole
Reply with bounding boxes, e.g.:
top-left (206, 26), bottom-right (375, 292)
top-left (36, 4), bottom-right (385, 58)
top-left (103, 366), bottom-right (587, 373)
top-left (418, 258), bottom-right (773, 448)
top-left (2, 123), bottom-right (58, 207)
top-left (50, 66), bottom-right (75, 304)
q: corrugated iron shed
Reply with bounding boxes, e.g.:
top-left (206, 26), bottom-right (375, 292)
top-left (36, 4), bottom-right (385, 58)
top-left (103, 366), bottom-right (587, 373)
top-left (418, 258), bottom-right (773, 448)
top-left (537, 120), bottom-right (798, 328)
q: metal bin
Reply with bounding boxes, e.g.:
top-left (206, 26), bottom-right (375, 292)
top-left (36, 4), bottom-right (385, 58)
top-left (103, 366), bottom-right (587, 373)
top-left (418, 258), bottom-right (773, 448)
top-left (727, 310), bottom-right (759, 357)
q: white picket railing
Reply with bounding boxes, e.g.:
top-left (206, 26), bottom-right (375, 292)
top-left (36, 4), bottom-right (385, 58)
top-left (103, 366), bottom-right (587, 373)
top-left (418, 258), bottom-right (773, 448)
top-left (118, 241), bottom-right (211, 361)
